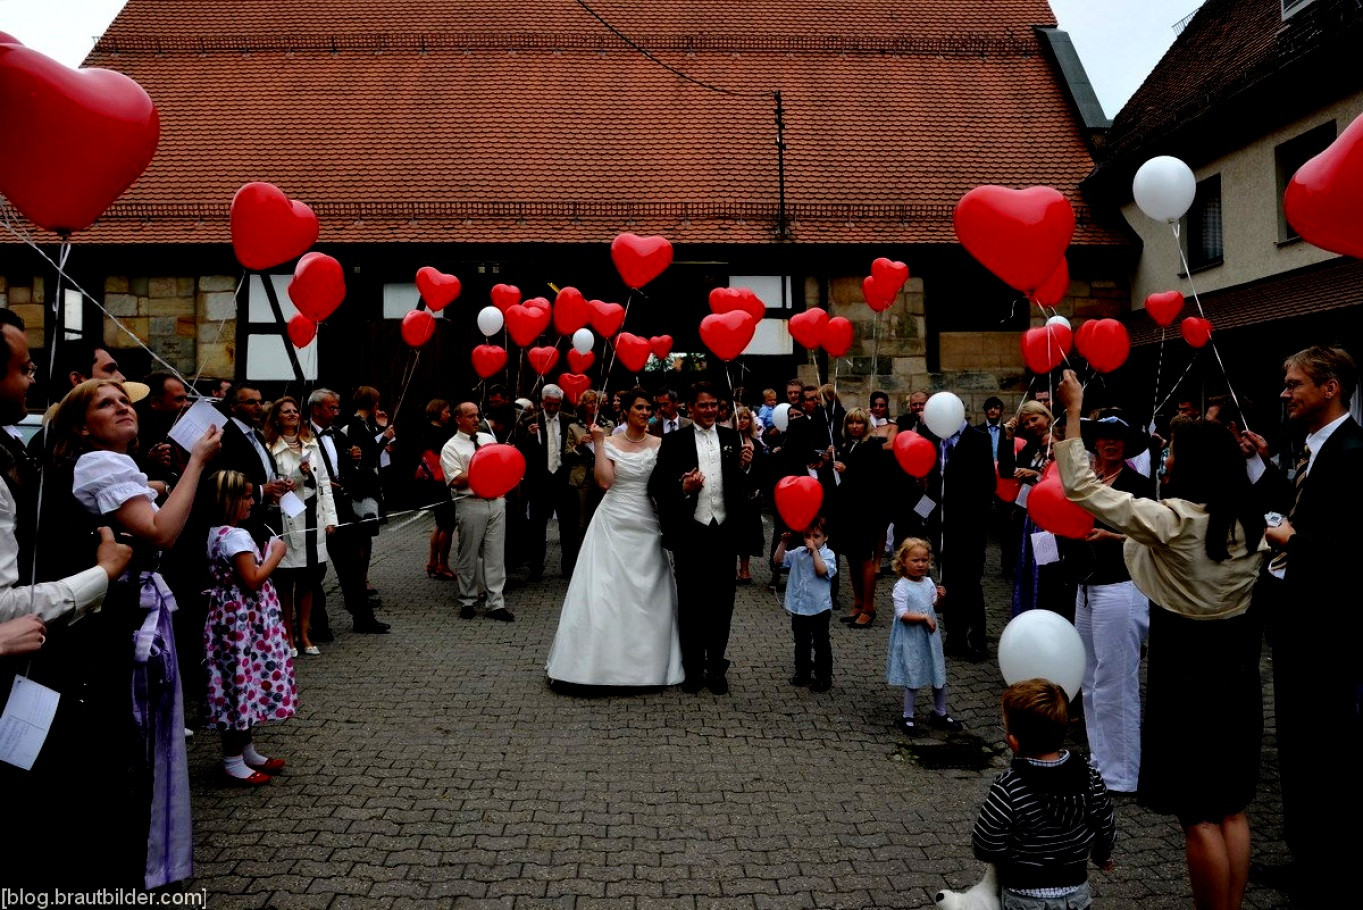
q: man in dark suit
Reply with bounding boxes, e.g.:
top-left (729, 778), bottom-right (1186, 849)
top-left (217, 384), bottom-right (290, 539)
top-left (1258, 345), bottom-right (1362, 903)
top-left (516, 384), bottom-right (577, 580)
top-left (917, 414), bottom-right (1001, 660)
top-left (648, 387), bottom-right (692, 437)
top-left (650, 381), bottom-right (753, 694)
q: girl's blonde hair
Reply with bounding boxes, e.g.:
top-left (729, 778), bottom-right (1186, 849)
top-left (210, 470), bottom-right (253, 526)
top-left (892, 537), bottom-right (933, 576)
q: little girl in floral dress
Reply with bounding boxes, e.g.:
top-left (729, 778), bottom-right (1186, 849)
top-left (204, 470), bottom-right (296, 784)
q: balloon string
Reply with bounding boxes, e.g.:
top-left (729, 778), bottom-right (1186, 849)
top-left (596, 288), bottom-right (638, 418)
top-left (1150, 350), bottom-right (1201, 419)
top-left (392, 350), bottom-right (420, 419)
top-left (188, 273), bottom-right (245, 392)
top-left (1148, 327), bottom-right (1168, 433)
top-left (1169, 223), bottom-right (1251, 432)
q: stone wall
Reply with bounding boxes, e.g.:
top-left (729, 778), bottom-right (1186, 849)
top-left (820, 273), bottom-right (1128, 418)
top-left (2, 272), bottom-right (237, 379)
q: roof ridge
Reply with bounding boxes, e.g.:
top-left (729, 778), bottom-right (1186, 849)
top-left (92, 30), bottom-right (1037, 58)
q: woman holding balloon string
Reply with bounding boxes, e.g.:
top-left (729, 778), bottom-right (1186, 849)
top-left (1009, 400), bottom-right (1070, 620)
top-left (1055, 370), bottom-right (1265, 910)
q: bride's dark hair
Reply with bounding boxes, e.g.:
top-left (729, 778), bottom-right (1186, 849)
top-left (618, 387), bottom-right (651, 413)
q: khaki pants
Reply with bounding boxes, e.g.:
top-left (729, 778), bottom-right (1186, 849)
top-left (455, 497), bottom-right (507, 612)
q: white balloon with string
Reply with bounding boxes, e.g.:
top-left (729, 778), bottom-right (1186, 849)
top-left (1132, 156), bottom-right (1196, 223)
top-left (997, 610), bottom-right (1086, 700)
top-left (572, 328), bottom-right (594, 354)
top-left (922, 392), bottom-right (965, 439)
top-left (1046, 315), bottom-right (1071, 331)
top-left (476, 306), bottom-right (503, 336)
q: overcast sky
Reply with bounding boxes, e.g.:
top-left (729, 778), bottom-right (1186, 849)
top-left (4, 0), bottom-right (1205, 118)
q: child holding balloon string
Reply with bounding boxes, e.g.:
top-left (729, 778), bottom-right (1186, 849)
top-left (886, 537), bottom-right (962, 734)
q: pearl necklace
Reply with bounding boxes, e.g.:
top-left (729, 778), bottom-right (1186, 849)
top-left (624, 428), bottom-right (648, 442)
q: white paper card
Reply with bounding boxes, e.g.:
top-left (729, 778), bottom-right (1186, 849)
top-left (1031, 530), bottom-right (1060, 566)
top-left (279, 491), bottom-right (306, 519)
top-left (1015, 483), bottom-right (1031, 509)
top-left (914, 496), bottom-right (936, 519)
top-left (169, 398), bottom-right (228, 451)
top-left (0, 676), bottom-right (60, 770)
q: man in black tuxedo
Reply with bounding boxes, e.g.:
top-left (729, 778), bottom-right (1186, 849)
top-left (916, 414), bottom-right (1001, 660)
top-left (650, 381), bottom-right (753, 694)
top-left (516, 383), bottom-right (577, 580)
top-left (1258, 345), bottom-right (1362, 903)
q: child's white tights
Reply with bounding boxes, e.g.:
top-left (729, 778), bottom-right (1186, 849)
top-left (903, 686), bottom-right (947, 718)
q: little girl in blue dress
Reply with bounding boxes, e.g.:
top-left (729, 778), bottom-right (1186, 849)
top-left (886, 537), bottom-right (962, 734)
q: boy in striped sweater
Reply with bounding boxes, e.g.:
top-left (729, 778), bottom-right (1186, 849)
top-left (973, 679), bottom-right (1116, 909)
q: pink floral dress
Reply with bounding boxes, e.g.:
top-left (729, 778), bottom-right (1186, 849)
top-left (203, 526), bottom-right (297, 731)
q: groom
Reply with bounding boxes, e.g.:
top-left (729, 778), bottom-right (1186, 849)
top-left (650, 381), bottom-right (752, 694)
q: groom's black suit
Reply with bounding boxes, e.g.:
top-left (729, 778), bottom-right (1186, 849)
top-left (650, 422), bottom-right (747, 688)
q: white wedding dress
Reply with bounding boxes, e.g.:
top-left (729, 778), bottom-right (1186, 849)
top-left (546, 441), bottom-right (684, 686)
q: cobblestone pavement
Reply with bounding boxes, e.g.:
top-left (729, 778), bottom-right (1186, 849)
top-left (185, 513), bottom-right (1293, 909)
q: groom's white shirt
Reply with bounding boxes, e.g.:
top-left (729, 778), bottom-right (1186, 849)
top-left (693, 424), bottom-right (726, 525)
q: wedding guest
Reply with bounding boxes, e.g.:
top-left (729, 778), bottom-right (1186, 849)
top-left (343, 386), bottom-right (391, 598)
top-left (774, 516), bottom-right (836, 692)
top-left (1010, 400), bottom-right (1066, 620)
top-left (266, 395), bottom-right (337, 656)
top-left (833, 408), bottom-right (888, 627)
top-left (566, 390), bottom-right (614, 543)
top-left (517, 384), bottom-right (576, 580)
top-left (1057, 370), bottom-right (1264, 910)
top-left (442, 402), bottom-right (512, 621)
top-left (886, 538), bottom-right (959, 733)
top-left (733, 406), bottom-right (766, 585)
top-left (417, 398), bottom-right (456, 580)
top-left (47, 379), bottom-right (221, 889)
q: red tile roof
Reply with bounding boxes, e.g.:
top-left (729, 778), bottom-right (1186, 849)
top-left (38, 0), bottom-right (1126, 246)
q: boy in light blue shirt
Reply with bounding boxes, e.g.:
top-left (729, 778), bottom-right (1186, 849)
top-left (774, 515), bottom-right (837, 692)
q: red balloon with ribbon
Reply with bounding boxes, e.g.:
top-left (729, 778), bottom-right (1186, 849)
top-left (471, 344), bottom-right (508, 379)
top-left (773, 476), bottom-right (824, 533)
top-left (288, 252), bottom-right (346, 323)
top-left (468, 444), bottom-right (526, 499)
top-left (588, 300), bottom-right (626, 337)
top-left (566, 349), bottom-right (595, 373)
top-left (553, 286), bottom-right (591, 335)
top-left (869, 257), bottom-right (909, 302)
top-left (527, 346), bottom-right (559, 376)
top-left (558, 372), bottom-right (591, 405)
top-left (490, 283), bottom-right (521, 312)
top-left (613, 333), bottom-right (652, 373)
top-left (709, 287), bottom-right (766, 323)
top-left (699, 311), bottom-right (757, 362)
top-left (505, 303), bottom-right (551, 347)
top-left (822, 317), bottom-right (854, 358)
top-left (650, 335), bottom-right (673, 360)
top-left (1020, 324), bottom-right (1072, 374)
top-left (0, 42), bottom-right (161, 234)
top-left (1144, 290), bottom-right (1184, 327)
top-left (1181, 316), bottom-right (1212, 349)
top-left (1027, 475), bottom-right (1095, 539)
top-left (231, 182), bottom-right (319, 272)
top-left (1284, 113), bottom-right (1363, 259)
top-left (401, 309), bottom-right (436, 348)
top-left (953, 185), bottom-right (1075, 294)
top-left (788, 308), bottom-right (829, 349)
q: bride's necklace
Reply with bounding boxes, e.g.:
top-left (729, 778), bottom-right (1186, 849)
top-left (624, 428), bottom-right (647, 443)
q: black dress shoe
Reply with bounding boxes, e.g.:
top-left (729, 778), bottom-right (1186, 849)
top-left (788, 674), bottom-right (809, 687)
top-left (809, 677), bottom-right (831, 693)
top-left (681, 676), bottom-right (705, 694)
top-left (485, 608), bottom-right (515, 622)
top-left (458, 605), bottom-right (477, 619)
top-left (353, 621), bottom-right (390, 634)
top-left (707, 675), bottom-right (729, 696)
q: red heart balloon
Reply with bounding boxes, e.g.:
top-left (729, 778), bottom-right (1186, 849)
top-left (1144, 291), bottom-right (1185, 327)
top-left (467, 444), bottom-right (526, 499)
top-left (1285, 114), bottom-right (1363, 258)
top-left (995, 463), bottom-right (1021, 503)
top-left (610, 233), bottom-right (674, 289)
top-left (523, 296), bottom-right (551, 312)
top-left (893, 430), bottom-right (936, 478)
top-left (862, 276), bottom-right (896, 312)
top-left (788, 308), bottom-right (830, 349)
top-left (773, 476), bottom-right (824, 533)
top-left (553, 286), bottom-right (591, 335)
top-left (471, 344), bottom-right (508, 379)
top-left (490, 284), bottom-right (521, 313)
top-left (1020, 325), bottom-right (1072, 374)
top-left (1033, 257), bottom-right (1070, 307)
top-left (823, 317), bottom-right (854, 357)
top-left (505, 304), bottom-right (552, 347)
top-left (401, 309), bottom-right (437, 348)
top-left (1027, 475), bottom-right (1095, 539)
top-left (954, 185), bottom-right (1075, 292)
top-left (650, 335), bottom-right (673, 360)
top-left (415, 267), bottom-right (461, 311)
top-left (870, 257), bottom-right (910, 298)
top-left (527, 346), bottom-right (560, 376)
top-left (567, 349), bottom-right (595, 373)
top-left (1075, 319), bottom-right (1130, 373)
top-left (613, 332), bottom-right (653, 373)
top-left (558, 372), bottom-right (591, 405)
top-left (286, 315), bottom-right (316, 348)
top-left (1181, 316), bottom-right (1212, 349)
top-left (699, 311), bottom-right (757, 362)
top-left (0, 44), bottom-right (160, 234)
top-left (588, 300), bottom-right (626, 337)
top-left (230, 182), bottom-right (319, 272)
top-left (709, 287), bottom-right (766, 323)
top-left (288, 252), bottom-right (346, 323)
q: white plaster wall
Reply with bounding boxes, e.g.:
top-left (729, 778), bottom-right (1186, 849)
top-left (1128, 92), bottom-right (1363, 308)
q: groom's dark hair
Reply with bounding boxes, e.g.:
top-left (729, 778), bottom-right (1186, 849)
top-left (689, 380), bottom-right (718, 403)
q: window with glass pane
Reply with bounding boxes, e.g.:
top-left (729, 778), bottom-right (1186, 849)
top-left (1276, 121), bottom-right (1336, 242)
top-left (1184, 175), bottom-right (1223, 272)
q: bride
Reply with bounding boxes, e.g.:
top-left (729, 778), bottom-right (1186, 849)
top-left (546, 387), bottom-right (684, 687)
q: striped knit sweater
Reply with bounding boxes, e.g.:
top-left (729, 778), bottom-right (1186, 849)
top-left (972, 751), bottom-right (1116, 890)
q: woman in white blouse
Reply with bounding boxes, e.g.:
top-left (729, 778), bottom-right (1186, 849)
top-left (47, 378), bottom-right (220, 890)
top-left (265, 395), bottom-right (337, 656)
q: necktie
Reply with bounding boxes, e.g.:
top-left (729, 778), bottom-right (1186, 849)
top-left (1269, 445), bottom-right (1311, 575)
top-left (469, 432), bottom-right (482, 450)
top-left (668, 419), bottom-right (676, 433)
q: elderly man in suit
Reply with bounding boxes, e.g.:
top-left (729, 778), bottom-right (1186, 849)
top-left (517, 384), bottom-right (577, 580)
top-left (650, 381), bottom-right (753, 694)
top-left (1257, 345), bottom-right (1362, 904)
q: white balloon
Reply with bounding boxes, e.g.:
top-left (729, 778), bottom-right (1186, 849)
top-left (476, 306), bottom-right (503, 337)
top-left (1132, 155), bottom-right (1196, 223)
top-left (572, 328), bottom-right (594, 354)
top-left (1046, 315), bottom-right (1071, 331)
top-left (997, 610), bottom-right (1086, 699)
top-left (772, 402), bottom-right (791, 432)
top-left (922, 391), bottom-right (965, 439)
